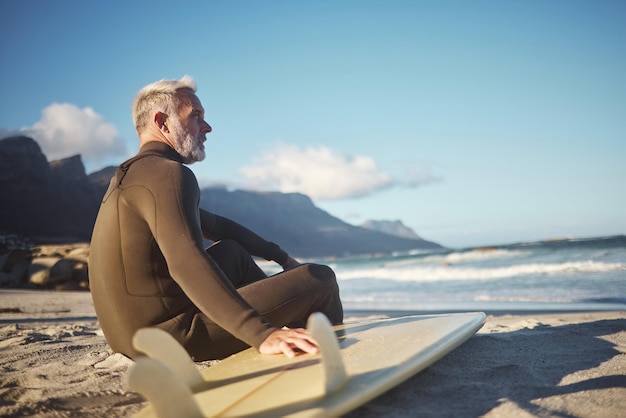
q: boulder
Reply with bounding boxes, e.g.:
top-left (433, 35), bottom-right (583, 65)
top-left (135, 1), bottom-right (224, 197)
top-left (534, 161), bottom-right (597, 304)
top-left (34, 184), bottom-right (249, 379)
top-left (28, 256), bottom-right (63, 286)
top-left (0, 238), bottom-right (90, 290)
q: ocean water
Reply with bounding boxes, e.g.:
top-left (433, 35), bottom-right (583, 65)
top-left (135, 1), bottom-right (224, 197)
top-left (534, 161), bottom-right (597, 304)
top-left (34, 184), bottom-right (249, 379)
top-left (324, 235), bottom-right (626, 312)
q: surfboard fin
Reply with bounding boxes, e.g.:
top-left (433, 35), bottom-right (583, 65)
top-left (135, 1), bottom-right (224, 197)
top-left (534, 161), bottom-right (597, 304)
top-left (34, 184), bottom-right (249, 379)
top-left (132, 328), bottom-right (205, 390)
top-left (307, 312), bottom-right (349, 395)
top-left (127, 357), bottom-right (204, 418)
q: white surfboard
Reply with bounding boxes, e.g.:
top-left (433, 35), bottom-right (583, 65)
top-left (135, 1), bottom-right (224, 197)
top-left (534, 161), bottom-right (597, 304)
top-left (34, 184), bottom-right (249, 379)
top-left (128, 312), bottom-right (486, 417)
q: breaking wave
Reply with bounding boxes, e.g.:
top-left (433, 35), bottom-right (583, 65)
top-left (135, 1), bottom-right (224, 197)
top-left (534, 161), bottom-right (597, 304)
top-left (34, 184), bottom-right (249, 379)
top-left (335, 260), bottom-right (626, 282)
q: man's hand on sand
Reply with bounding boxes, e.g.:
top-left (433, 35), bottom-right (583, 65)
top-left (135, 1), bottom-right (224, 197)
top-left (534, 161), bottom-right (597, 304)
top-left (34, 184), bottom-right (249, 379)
top-left (259, 328), bottom-right (319, 358)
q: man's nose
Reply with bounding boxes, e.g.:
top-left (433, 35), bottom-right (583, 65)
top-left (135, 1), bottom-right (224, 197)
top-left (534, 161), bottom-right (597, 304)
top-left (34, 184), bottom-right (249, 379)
top-left (203, 121), bottom-right (212, 133)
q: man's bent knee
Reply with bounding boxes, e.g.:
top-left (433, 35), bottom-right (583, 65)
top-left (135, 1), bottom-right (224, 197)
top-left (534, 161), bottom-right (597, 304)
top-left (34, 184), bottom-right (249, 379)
top-left (305, 263), bottom-right (343, 324)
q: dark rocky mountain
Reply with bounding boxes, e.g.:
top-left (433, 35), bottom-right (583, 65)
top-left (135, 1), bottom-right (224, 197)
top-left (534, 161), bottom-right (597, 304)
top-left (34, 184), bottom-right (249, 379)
top-left (0, 136), bottom-right (444, 257)
top-left (88, 166), bottom-right (117, 199)
top-left (0, 136), bottom-right (100, 241)
top-left (200, 188), bottom-right (443, 258)
top-left (361, 219), bottom-right (421, 240)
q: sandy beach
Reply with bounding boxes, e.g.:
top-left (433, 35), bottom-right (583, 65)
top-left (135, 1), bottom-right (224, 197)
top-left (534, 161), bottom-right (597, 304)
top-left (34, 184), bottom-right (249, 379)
top-left (1, 289), bottom-right (624, 417)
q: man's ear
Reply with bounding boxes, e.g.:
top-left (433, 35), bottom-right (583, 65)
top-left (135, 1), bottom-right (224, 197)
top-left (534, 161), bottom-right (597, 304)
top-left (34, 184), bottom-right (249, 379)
top-left (154, 112), bottom-right (169, 133)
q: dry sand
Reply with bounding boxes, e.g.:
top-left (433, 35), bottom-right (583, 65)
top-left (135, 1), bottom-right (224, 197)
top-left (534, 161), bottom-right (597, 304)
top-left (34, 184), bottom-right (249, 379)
top-left (1, 289), bottom-right (624, 417)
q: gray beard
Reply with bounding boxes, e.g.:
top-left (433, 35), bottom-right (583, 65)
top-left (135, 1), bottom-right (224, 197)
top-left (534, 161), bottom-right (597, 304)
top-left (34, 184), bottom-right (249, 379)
top-left (170, 121), bottom-right (206, 164)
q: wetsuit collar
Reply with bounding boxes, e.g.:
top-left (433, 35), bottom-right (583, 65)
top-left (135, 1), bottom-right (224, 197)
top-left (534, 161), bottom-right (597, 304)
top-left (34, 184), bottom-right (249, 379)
top-left (104, 142), bottom-right (186, 200)
top-left (139, 141), bottom-right (185, 164)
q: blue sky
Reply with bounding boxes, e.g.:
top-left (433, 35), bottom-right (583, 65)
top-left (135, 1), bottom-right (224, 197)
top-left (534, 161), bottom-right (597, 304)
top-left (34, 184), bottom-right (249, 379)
top-left (1, 0), bottom-right (624, 248)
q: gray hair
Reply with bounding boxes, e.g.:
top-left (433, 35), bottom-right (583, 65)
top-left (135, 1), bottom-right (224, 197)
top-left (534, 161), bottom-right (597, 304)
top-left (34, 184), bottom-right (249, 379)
top-left (132, 75), bottom-right (197, 134)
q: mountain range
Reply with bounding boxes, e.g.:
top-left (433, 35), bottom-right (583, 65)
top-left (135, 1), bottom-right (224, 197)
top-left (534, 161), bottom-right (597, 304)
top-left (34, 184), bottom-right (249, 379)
top-left (0, 136), bottom-right (443, 257)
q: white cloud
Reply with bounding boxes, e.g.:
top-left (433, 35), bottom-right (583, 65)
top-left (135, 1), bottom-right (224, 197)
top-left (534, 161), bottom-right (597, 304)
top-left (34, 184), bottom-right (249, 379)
top-left (239, 144), bottom-right (394, 201)
top-left (401, 162), bottom-right (443, 188)
top-left (23, 103), bottom-right (128, 167)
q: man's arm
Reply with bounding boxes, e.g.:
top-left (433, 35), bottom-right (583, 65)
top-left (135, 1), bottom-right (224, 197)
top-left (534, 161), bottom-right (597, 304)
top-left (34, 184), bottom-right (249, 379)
top-left (136, 165), bottom-right (276, 349)
top-left (141, 166), bottom-right (314, 356)
top-left (199, 209), bottom-right (296, 267)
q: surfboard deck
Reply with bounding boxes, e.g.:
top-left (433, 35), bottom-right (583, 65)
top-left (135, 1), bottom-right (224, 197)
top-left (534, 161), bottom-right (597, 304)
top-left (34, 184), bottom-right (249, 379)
top-left (129, 312), bottom-right (485, 417)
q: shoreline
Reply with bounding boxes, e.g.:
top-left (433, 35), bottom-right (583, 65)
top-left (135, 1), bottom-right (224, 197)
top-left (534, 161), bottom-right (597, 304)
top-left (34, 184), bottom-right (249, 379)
top-left (1, 290), bottom-right (624, 417)
top-left (2, 288), bottom-right (624, 317)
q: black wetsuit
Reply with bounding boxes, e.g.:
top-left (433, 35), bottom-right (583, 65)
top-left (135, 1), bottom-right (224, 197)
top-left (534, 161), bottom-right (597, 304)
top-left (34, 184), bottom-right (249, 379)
top-left (89, 142), bottom-right (343, 360)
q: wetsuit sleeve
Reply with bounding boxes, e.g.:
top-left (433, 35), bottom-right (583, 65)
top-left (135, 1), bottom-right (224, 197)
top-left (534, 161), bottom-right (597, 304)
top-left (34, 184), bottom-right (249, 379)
top-left (199, 209), bottom-right (289, 265)
top-left (136, 163), bottom-right (276, 349)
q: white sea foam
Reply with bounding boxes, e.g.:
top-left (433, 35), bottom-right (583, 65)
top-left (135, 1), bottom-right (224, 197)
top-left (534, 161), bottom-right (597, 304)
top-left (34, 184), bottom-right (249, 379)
top-left (391, 248), bottom-right (519, 264)
top-left (421, 248), bottom-right (527, 265)
top-left (335, 261), bottom-right (626, 282)
top-left (336, 236), bottom-right (626, 306)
